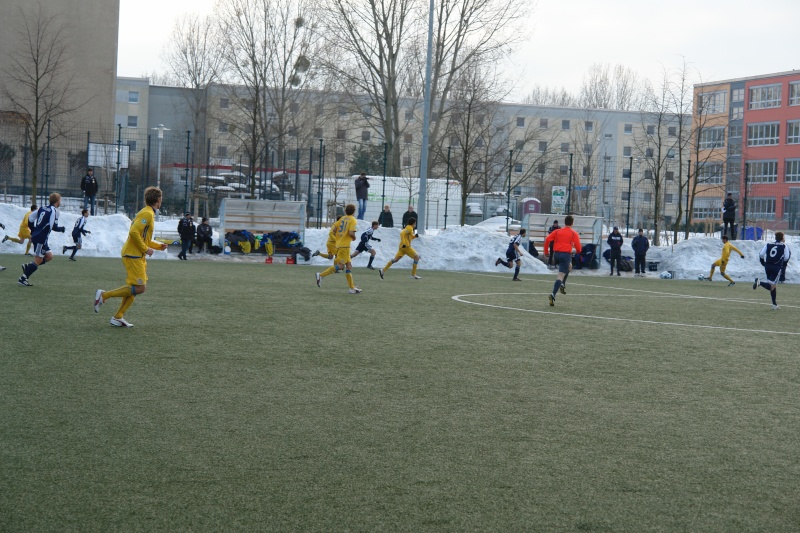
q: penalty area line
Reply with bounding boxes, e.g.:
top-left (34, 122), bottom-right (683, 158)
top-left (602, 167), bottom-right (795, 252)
top-left (451, 293), bottom-right (800, 336)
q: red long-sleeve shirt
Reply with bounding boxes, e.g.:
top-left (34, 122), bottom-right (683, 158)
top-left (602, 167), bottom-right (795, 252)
top-left (544, 226), bottom-right (582, 254)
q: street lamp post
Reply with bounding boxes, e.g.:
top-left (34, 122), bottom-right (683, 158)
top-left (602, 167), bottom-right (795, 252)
top-left (625, 156), bottom-right (633, 237)
top-left (152, 124), bottom-right (170, 190)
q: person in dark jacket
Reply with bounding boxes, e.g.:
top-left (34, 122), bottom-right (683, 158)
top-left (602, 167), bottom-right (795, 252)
top-left (401, 205), bottom-right (418, 228)
top-left (547, 220), bottom-right (559, 266)
top-left (722, 193), bottom-right (736, 239)
top-left (607, 226), bottom-right (623, 276)
top-left (177, 213), bottom-right (195, 260)
top-left (378, 205), bottom-right (394, 228)
top-left (631, 228), bottom-right (650, 277)
top-left (195, 217), bottom-right (213, 253)
top-left (354, 173), bottom-right (370, 220)
top-left (80, 167), bottom-right (99, 215)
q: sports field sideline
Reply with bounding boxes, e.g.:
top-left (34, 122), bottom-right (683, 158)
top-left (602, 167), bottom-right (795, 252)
top-left (1, 258), bottom-right (798, 531)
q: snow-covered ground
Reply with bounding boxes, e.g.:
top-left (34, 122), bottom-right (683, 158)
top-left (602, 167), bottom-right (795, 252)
top-left (0, 202), bottom-right (795, 283)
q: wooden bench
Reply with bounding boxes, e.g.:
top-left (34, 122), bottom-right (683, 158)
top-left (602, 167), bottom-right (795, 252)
top-left (218, 199), bottom-right (306, 256)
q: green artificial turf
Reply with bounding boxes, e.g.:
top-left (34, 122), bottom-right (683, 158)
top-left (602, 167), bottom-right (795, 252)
top-left (1, 257), bottom-right (799, 531)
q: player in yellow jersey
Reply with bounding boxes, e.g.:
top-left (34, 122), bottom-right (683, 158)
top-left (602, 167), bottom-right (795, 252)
top-left (315, 204), bottom-right (362, 293)
top-left (93, 186), bottom-right (169, 327)
top-left (2, 204), bottom-right (36, 255)
top-left (311, 215), bottom-right (341, 261)
top-left (706, 235), bottom-right (744, 286)
top-left (379, 216), bottom-right (421, 280)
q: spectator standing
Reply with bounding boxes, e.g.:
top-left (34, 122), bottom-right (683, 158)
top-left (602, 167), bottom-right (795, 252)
top-left (722, 193), bottom-right (736, 239)
top-left (2, 204), bottom-right (36, 255)
top-left (19, 193), bottom-right (66, 286)
top-left (81, 167), bottom-right (99, 216)
top-left (607, 226), bottom-right (623, 276)
top-left (544, 215), bottom-right (581, 306)
top-left (177, 213), bottom-right (195, 260)
top-left (195, 217), bottom-right (213, 253)
top-left (631, 228), bottom-right (650, 277)
top-left (401, 205), bottom-right (418, 228)
top-left (355, 173), bottom-right (370, 220)
top-left (754, 231), bottom-right (791, 310)
top-left (378, 205), bottom-right (394, 228)
top-left (63, 209), bottom-right (91, 261)
top-left (547, 220), bottom-right (559, 266)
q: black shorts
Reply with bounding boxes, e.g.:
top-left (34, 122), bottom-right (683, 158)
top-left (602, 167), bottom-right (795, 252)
top-left (554, 252), bottom-right (572, 274)
top-left (355, 242), bottom-right (372, 253)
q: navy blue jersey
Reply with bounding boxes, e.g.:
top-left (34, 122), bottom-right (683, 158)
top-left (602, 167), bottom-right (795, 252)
top-left (359, 227), bottom-right (377, 245)
top-left (506, 234), bottom-right (522, 255)
top-left (72, 216), bottom-right (89, 240)
top-left (760, 241), bottom-right (791, 266)
top-left (29, 204), bottom-right (65, 244)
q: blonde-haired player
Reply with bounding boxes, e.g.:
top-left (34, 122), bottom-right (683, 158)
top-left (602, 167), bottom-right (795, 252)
top-left (379, 216), bottom-right (421, 279)
top-left (315, 204), bottom-right (362, 293)
top-left (93, 186), bottom-right (169, 327)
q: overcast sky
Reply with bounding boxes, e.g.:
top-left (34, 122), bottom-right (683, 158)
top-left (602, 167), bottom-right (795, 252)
top-left (118, 0), bottom-right (800, 101)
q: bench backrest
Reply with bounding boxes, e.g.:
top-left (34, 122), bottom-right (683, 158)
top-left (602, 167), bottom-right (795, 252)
top-left (522, 213), bottom-right (603, 251)
top-left (218, 199), bottom-right (306, 246)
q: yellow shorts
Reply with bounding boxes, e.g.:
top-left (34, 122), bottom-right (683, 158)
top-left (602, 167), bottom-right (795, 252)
top-left (327, 241), bottom-right (336, 256)
top-left (335, 247), bottom-right (352, 265)
top-left (19, 229), bottom-right (31, 239)
top-left (713, 259), bottom-right (727, 272)
top-left (122, 256), bottom-right (148, 286)
top-left (394, 247), bottom-right (418, 260)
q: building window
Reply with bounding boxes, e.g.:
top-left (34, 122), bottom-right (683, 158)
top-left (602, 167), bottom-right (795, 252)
top-left (218, 121), bottom-right (228, 133)
top-left (450, 135), bottom-right (460, 146)
top-left (786, 159), bottom-right (800, 182)
top-left (787, 121), bottom-right (800, 144)
top-left (287, 127), bottom-right (297, 138)
top-left (217, 145), bottom-right (227, 158)
top-left (623, 146), bottom-right (632, 157)
top-left (667, 148), bottom-right (675, 159)
top-left (475, 138), bottom-right (485, 148)
top-left (338, 106), bottom-right (347, 116)
top-left (539, 118), bottom-right (548, 129)
top-left (668, 126), bottom-right (677, 137)
top-left (729, 124), bottom-right (743, 138)
top-left (665, 193), bottom-right (674, 204)
top-left (698, 127), bottom-right (725, 149)
top-left (314, 128), bottom-right (323, 138)
top-left (127, 116), bottom-right (138, 128)
top-left (622, 168), bottom-right (631, 179)
top-left (646, 125), bottom-right (655, 135)
top-left (560, 142), bottom-right (569, 153)
top-left (645, 147), bottom-right (654, 158)
top-left (728, 160), bottom-right (741, 178)
top-left (514, 163), bottom-right (523, 173)
top-left (604, 133), bottom-right (613, 139)
top-left (665, 170), bottom-right (674, 181)
top-left (315, 104), bottom-right (324, 115)
top-left (559, 165), bottom-right (568, 176)
top-left (624, 124), bottom-right (633, 134)
top-left (729, 142), bottom-right (742, 156)
top-left (219, 98), bottom-right (229, 109)
top-left (515, 140), bottom-right (524, 150)
top-left (405, 110), bottom-right (413, 122)
top-left (473, 161), bottom-right (484, 172)
top-left (290, 102), bottom-right (300, 113)
top-left (790, 82), bottom-right (800, 106)
top-left (747, 197), bottom-right (776, 220)
top-left (621, 192), bottom-right (630, 201)
top-left (699, 91), bottom-right (726, 114)
top-left (516, 117), bottom-right (525, 127)
top-left (731, 88), bottom-right (744, 102)
top-left (585, 121), bottom-right (593, 132)
top-left (693, 204), bottom-right (722, 220)
top-left (584, 143), bottom-right (592, 154)
top-left (402, 156), bottom-right (411, 167)
top-left (747, 122), bottom-right (780, 146)
top-left (697, 162), bottom-right (723, 184)
top-left (747, 160), bottom-right (778, 183)
top-left (361, 130), bottom-right (371, 141)
top-left (644, 170), bottom-right (653, 180)
top-left (538, 141), bottom-right (547, 152)
top-left (336, 129), bottom-right (346, 140)
top-left (404, 133), bottom-right (412, 144)
top-left (537, 163), bottom-right (545, 174)
top-left (335, 152), bottom-right (345, 164)
top-left (749, 84), bottom-right (782, 109)
top-left (783, 195), bottom-right (800, 219)
top-left (362, 105), bottom-right (371, 118)
top-left (730, 106), bottom-right (744, 120)
top-left (128, 91), bottom-right (139, 104)
top-left (562, 119), bottom-right (570, 130)
top-left (582, 165), bottom-right (590, 177)
top-left (127, 140), bottom-right (137, 152)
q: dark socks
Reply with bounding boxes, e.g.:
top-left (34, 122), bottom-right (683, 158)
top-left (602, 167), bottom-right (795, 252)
top-left (367, 256), bottom-right (374, 267)
top-left (23, 262), bottom-right (38, 277)
top-left (563, 272), bottom-right (569, 285)
top-left (500, 259), bottom-right (510, 267)
top-left (771, 288), bottom-right (777, 305)
top-left (70, 249), bottom-right (78, 259)
top-left (513, 265), bottom-right (520, 279)
top-left (552, 279), bottom-right (562, 296)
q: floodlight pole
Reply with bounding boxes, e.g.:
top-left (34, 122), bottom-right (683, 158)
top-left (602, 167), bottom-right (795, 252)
top-left (152, 124), bottom-right (170, 190)
top-left (416, 0), bottom-right (434, 234)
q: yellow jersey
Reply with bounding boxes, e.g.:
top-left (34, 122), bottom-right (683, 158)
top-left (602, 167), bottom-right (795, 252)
top-left (18, 211), bottom-right (33, 238)
top-left (121, 206), bottom-right (159, 258)
top-left (721, 242), bottom-right (742, 262)
top-left (334, 215), bottom-right (357, 248)
top-left (327, 224), bottom-right (337, 245)
top-left (399, 224), bottom-right (417, 248)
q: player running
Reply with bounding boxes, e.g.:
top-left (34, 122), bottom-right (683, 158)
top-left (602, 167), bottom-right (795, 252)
top-left (495, 228), bottom-right (526, 281)
top-left (2, 204), bottom-right (37, 255)
top-left (753, 231), bottom-right (791, 310)
top-left (63, 209), bottom-right (91, 261)
top-left (312, 215), bottom-right (341, 262)
top-left (380, 217), bottom-right (421, 280)
top-left (315, 204), bottom-right (362, 293)
top-left (705, 235), bottom-right (744, 286)
top-left (19, 194), bottom-right (66, 286)
top-left (350, 221), bottom-right (381, 269)
top-left (544, 215), bottom-right (581, 306)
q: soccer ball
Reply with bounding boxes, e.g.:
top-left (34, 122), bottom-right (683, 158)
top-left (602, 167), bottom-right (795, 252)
top-left (660, 271), bottom-right (672, 279)
top-left (697, 274), bottom-right (705, 280)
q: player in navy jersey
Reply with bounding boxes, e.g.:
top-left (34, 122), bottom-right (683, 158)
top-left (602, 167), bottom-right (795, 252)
top-left (19, 193), bottom-right (66, 286)
top-left (753, 231), bottom-right (791, 310)
top-left (350, 221), bottom-right (381, 269)
top-left (63, 209), bottom-right (91, 261)
top-left (495, 228), bottom-right (526, 281)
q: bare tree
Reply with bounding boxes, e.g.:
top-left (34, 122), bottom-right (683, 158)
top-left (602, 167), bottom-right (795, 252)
top-left (0, 4), bottom-right (86, 202)
top-left (579, 63), bottom-right (643, 111)
top-left (523, 85), bottom-right (578, 107)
